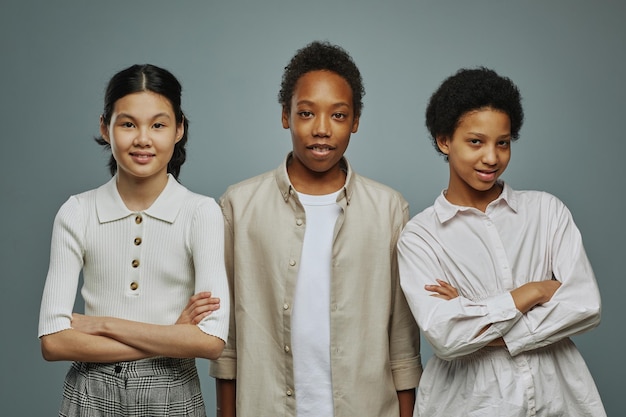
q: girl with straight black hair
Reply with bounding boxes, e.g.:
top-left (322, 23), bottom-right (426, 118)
top-left (38, 64), bottom-right (229, 417)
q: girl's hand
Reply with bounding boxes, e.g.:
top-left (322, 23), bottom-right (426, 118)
top-left (71, 313), bottom-right (106, 335)
top-left (176, 292), bottom-right (221, 325)
top-left (425, 279), bottom-right (459, 300)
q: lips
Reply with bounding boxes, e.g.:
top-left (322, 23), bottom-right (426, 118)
top-left (307, 144), bottom-right (335, 158)
top-left (130, 152), bottom-right (155, 163)
top-left (476, 169), bottom-right (498, 182)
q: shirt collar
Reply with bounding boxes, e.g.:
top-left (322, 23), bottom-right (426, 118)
top-left (434, 181), bottom-right (518, 223)
top-left (96, 174), bottom-right (187, 223)
top-left (275, 152), bottom-right (354, 205)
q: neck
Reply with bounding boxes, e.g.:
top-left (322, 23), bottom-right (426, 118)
top-left (444, 182), bottom-right (503, 213)
top-left (115, 172), bottom-right (169, 211)
top-left (287, 162), bottom-right (346, 195)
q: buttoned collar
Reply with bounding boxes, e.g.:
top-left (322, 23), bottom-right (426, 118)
top-left (275, 152), bottom-right (354, 205)
top-left (434, 181), bottom-right (518, 223)
top-left (96, 174), bottom-right (187, 224)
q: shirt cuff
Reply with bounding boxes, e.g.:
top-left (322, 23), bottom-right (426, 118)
top-left (209, 349), bottom-right (237, 380)
top-left (391, 355), bottom-right (422, 391)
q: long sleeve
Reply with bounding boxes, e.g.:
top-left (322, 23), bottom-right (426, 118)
top-left (388, 201), bottom-right (422, 388)
top-left (398, 222), bottom-right (522, 360)
top-left (208, 193), bottom-right (237, 380)
top-left (398, 187), bottom-right (602, 361)
top-left (502, 197), bottom-right (601, 355)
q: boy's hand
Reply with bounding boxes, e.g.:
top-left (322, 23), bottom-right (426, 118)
top-left (176, 292), bottom-right (220, 325)
top-left (425, 279), bottom-right (459, 300)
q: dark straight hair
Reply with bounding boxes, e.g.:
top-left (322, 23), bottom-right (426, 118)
top-left (95, 64), bottom-right (189, 179)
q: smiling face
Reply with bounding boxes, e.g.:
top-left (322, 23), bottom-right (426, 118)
top-left (437, 107), bottom-right (512, 211)
top-left (100, 91), bottom-right (183, 187)
top-left (281, 70), bottom-right (359, 194)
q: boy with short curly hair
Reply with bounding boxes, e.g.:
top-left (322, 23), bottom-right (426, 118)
top-left (210, 40), bottom-right (422, 417)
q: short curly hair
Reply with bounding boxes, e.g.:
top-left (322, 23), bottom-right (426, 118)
top-left (425, 67), bottom-right (524, 158)
top-left (278, 40), bottom-right (365, 117)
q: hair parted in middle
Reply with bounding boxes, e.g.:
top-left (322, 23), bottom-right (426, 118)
top-left (95, 63), bottom-right (189, 179)
top-left (278, 40), bottom-right (365, 118)
top-left (425, 66), bottom-right (524, 159)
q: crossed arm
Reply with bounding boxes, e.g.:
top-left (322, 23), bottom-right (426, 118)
top-left (41, 292), bottom-right (222, 362)
top-left (426, 279), bottom-right (562, 347)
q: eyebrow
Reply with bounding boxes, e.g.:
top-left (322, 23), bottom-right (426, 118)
top-left (116, 112), bottom-right (173, 120)
top-left (467, 131), bottom-right (511, 139)
top-left (295, 100), bottom-right (351, 109)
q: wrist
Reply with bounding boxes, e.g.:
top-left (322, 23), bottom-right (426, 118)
top-left (99, 317), bottom-right (116, 337)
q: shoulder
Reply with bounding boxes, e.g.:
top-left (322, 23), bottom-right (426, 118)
top-left (219, 169), bottom-right (277, 204)
top-left (57, 186), bottom-right (99, 215)
top-left (174, 184), bottom-right (222, 218)
top-left (510, 187), bottom-right (569, 213)
top-left (51, 187), bottom-right (102, 236)
top-left (404, 203), bottom-right (437, 231)
top-left (351, 172), bottom-right (408, 208)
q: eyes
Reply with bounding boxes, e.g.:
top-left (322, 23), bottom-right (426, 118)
top-left (297, 110), bottom-right (349, 120)
top-left (468, 138), bottom-right (511, 148)
top-left (118, 121), bottom-right (167, 129)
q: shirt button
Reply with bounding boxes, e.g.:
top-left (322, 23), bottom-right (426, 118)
top-left (134, 237), bottom-right (142, 246)
top-left (283, 303), bottom-right (290, 310)
top-left (289, 259), bottom-right (296, 267)
top-left (132, 259), bottom-right (140, 268)
top-left (284, 345), bottom-right (290, 353)
top-left (296, 219), bottom-right (303, 226)
top-left (286, 389), bottom-right (293, 396)
top-left (130, 282), bottom-right (139, 291)
top-left (135, 215), bottom-right (143, 224)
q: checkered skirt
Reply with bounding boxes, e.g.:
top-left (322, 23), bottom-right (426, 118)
top-left (59, 357), bottom-right (206, 417)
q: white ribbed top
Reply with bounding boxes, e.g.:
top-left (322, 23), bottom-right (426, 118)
top-left (38, 175), bottom-right (229, 342)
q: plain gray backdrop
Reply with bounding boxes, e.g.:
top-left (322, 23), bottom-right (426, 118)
top-left (2, 1), bottom-right (624, 415)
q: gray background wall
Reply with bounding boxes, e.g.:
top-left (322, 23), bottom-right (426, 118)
top-left (2, 1), bottom-right (624, 415)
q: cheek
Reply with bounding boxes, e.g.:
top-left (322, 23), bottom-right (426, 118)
top-left (500, 150), bottom-right (512, 164)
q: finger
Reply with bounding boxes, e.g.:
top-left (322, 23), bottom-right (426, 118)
top-left (186, 298), bottom-right (220, 313)
top-left (430, 293), bottom-right (453, 300)
top-left (425, 284), bottom-right (449, 294)
top-left (190, 301), bottom-right (221, 316)
top-left (192, 312), bottom-right (211, 325)
top-left (187, 292), bottom-right (213, 305)
top-left (436, 279), bottom-right (454, 288)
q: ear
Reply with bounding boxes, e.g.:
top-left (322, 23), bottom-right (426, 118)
top-left (436, 135), bottom-right (451, 155)
top-left (175, 116), bottom-right (185, 143)
top-left (351, 115), bottom-right (360, 134)
top-left (99, 115), bottom-right (110, 143)
top-left (281, 106), bottom-right (290, 129)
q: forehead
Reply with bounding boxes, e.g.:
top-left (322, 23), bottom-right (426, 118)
top-left (113, 91), bottom-right (174, 115)
top-left (292, 70), bottom-right (353, 104)
top-left (457, 107), bottom-right (511, 128)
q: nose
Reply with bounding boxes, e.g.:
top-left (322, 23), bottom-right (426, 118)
top-left (482, 144), bottom-right (498, 165)
top-left (313, 115), bottom-right (331, 138)
top-left (134, 127), bottom-right (151, 147)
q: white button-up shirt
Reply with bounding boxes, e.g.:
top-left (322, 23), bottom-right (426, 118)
top-left (39, 174), bottom-right (229, 342)
top-left (398, 182), bottom-right (605, 416)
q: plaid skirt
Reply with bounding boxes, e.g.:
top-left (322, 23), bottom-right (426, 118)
top-left (59, 357), bottom-right (206, 417)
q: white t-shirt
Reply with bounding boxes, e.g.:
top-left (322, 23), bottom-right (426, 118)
top-left (292, 190), bottom-right (341, 417)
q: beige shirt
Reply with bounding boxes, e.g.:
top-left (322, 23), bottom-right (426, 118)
top-left (210, 155), bottom-right (422, 417)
